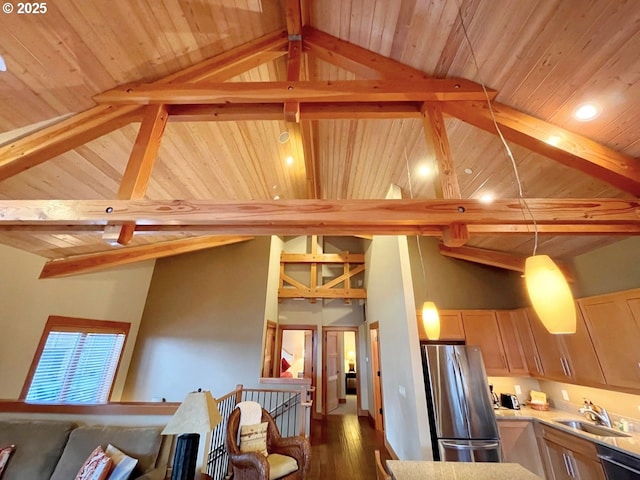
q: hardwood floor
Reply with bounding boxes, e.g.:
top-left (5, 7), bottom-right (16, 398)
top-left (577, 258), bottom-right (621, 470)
top-left (307, 414), bottom-right (392, 480)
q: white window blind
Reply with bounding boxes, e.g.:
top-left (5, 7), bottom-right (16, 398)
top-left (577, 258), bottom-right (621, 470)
top-left (26, 330), bottom-right (125, 403)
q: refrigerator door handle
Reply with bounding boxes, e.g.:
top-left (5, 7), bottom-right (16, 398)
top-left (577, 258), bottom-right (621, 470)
top-left (452, 351), bottom-right (472, 434)
top-left (440, 440), bottom-right (500, 450)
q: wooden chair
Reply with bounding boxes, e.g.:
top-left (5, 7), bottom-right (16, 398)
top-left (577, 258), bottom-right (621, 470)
top-left (375, 450), bottom-right (391, 480)
top-left (225, 406), bottom-right (311, 480)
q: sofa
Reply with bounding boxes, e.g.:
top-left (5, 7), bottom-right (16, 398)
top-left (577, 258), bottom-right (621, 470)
top-left (0, 419), bottom-right (169, 480)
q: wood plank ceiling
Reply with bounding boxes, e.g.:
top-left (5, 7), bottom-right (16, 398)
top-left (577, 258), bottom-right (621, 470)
top-left (0, 0), bottom-right (638, 268)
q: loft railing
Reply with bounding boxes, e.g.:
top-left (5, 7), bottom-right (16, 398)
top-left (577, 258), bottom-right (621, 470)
top-left (206, 383), bottom-right (313, 480)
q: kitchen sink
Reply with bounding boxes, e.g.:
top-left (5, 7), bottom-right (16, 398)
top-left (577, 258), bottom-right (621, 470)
top-left (554, 419), bottom-right (631, 437)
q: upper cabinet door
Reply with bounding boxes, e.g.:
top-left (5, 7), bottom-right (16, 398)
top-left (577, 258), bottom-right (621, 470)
top-left (512, 308), bottom-right (544, 377)
top-left (560, 305), bottom-right (606, 387)
top-left (416, 309), bottom-right (465, 341)
top-left (527, 308), bottom-right (568, 381)
top-left (461, 310), bottom-right (509, 376)
top-left (579, 289), bottom-right (640, 390)
top-left (495, 310), bottom-right (529, 376)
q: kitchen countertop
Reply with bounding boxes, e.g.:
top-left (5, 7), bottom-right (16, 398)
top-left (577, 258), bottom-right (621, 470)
top-left (387, 460), bottom-right (542, 480)
top-left (495, 405), bottom-right (640, 458)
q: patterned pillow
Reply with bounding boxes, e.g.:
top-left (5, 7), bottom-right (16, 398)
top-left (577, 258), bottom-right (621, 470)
top-left (74, 446), bottom-right (113, 480)
top-left (0, 445), bottom-right (15, 478)
top-left (239, 422), bottom-right (268, 456)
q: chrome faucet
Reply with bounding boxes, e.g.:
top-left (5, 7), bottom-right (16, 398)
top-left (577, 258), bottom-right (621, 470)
top-left (578, 399), bottom-right (612, 428)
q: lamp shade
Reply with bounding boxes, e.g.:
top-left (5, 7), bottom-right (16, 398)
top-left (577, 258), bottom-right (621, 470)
top-left (162, 390), bottom-right (222, 435)
top-left (525, 255), bottom-right (576, 334)
top-left (422, 301), bottom-right (441, 340)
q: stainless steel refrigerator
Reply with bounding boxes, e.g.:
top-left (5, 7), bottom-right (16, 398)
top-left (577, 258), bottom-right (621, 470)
top-left (421, 344), bottom-right (501, 462)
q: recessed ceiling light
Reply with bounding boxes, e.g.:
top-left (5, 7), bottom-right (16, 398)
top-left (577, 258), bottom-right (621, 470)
top-left (574, 103), bottom-right (599, 121)
top-left (464, 168), bottom-right (473, 175)
top-left (479, 193), bottom-right (494, 204)
top-left (0, 55), bottom-right (6, 72)
top-left (286, 156), bottom-right (294, 166)
top-left (278, 131), bottom-right (290, 143)
top-left (418, 165), bottom-right (430, 177)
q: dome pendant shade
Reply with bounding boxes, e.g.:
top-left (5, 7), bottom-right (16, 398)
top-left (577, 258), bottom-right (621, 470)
top-left (525, 255), bottom-right (576, 334)
top-left (422, 301), bottom-right (441, 340)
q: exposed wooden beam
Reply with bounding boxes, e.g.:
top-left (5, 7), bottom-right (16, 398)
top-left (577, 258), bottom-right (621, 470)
top-left (2, 199), bottom-right (638, 234)
top-left (278, 288), bottom-right (367, 300)
top-left (39, 235), bottom-right (254, 279)
top-left (106, 104), bottom-right (169, 245)
top-left (284, 40), bottom-right (303, 122)
top-left (441, 100), bottom-right (640, 196)
top-left (438, 244), bottom-right (574, 282)
top-left (94, 79), bottom-right (497, 105)
top-left (281, 253), bottom-right (365, 263)
top-left (0, 29), bottom-right (288, 182)
top-left (285, 0), bottom-right (303, 36)
top-left (2, 222), bottom-right (639, 236)
top-left (168, 102), bottom-right (423, 121)
top-left (302, 26), bottom-right (433, 80)
top-left (0, 105), bottom-right (141, 182)
top-left (441, 223), bottom-right (470, 247)
top-left (299, 120), bottom-right (320, 198)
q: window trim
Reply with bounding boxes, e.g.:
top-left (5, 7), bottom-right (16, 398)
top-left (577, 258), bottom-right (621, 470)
top-left (20, 315), bottom-right (131, 402)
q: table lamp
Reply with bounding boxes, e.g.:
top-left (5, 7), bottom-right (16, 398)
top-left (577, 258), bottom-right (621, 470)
top-left (162, 389), bottom-right (222, 480)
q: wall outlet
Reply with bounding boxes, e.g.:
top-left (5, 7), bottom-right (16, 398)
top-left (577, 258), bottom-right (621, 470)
top-left (514, 385), bottom-right (522, 395)
top-left (399, 385), bottom-right (406, 397)
top-left (562, 390), bottom-right (570, 401)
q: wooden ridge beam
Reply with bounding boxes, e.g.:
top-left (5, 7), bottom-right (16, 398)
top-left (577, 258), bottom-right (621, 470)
top-left (94, 79), bottom-right (496, 105)
top-left (1, 199), bottom-right (638, 232)
top-left (284, 40), bottom-right (303, 122)
top-left (168, 102), bottom-right (423, 121)
top-left (0, 29), bottom-right (288, 182)
top-left (441, 100), bottom-right (640, 196)
top-left (438, 244), bottom-right (574, 282)
top-left (39, 235), bottom-right (254, 279)
top-left (302, 26), bottom-right (433, 81)
top-left (299, 120), bottom-right (320, 198)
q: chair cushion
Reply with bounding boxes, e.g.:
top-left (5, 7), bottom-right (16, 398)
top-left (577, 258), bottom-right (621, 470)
top-left (267, 453), bottom-right (298, 480)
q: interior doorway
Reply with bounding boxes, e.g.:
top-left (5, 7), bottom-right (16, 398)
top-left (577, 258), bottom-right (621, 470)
top-left (369, 321), bottom-right (384, 431)
top-left (322, 326), bottom-right (360, 416)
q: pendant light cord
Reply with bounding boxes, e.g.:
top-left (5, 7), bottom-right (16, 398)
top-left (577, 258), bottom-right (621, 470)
top-left (454, 0), bottom-right (539, 255)
top-left (403, 139), bottom-right (429, 297)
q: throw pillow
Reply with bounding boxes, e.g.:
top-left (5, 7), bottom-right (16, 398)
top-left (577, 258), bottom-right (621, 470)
top-left (74, 446), bottom-right (113, 480)
top-left (239, 422), bottom-right (268, 456)
top-left (0, 445), bottom-right (15, 478)
top-left (105, 444), bottom-right (138, 480)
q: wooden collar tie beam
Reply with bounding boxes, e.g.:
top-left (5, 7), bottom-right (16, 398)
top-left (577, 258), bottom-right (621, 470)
top-left (0, 199), bottom-right (638, 236)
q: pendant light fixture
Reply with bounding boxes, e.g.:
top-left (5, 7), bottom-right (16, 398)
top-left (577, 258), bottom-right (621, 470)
top-left (525, 255), bottom-right (576, 334)
top-left (455, 1), bottom-right (576, 334)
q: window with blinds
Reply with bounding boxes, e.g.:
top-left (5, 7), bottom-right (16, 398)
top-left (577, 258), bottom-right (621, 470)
top-left (22, 316), bottom-right (130, 404)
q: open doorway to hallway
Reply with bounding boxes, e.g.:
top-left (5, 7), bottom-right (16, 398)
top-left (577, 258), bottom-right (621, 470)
top-left (323, 327), bottom-right (360, 416)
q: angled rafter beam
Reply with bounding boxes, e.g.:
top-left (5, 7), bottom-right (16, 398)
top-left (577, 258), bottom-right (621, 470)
top-left (438, 244), bottom-right (574, 282)
top-left (105, 104), bottom-right (169, 245)
top-left (421, 102), bottom-right (468, 246)
top-left (168, 102), bottom-right (423, 121)
top-left (0, 29), bottom-right (288, 182)
top-left (39, 235), bottom-right (254, 279)
top-left (1, 199), bottom-right (638, 233)
top-left (441, 100), bottom-right (640, 196)
top-left (302, 26), bottom-right (432, 80)
top-left (0, 105), bottom-right (142, 182)
top-left (94, 79), bottom-right (496, 105)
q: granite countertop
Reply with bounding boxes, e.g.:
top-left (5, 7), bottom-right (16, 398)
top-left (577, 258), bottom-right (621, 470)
top-left (495, 405), bottom-right (640, 458)
top-left (386, 460), bottom-right (542, 480)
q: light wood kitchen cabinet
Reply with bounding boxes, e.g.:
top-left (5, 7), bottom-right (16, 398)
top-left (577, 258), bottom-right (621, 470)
top-left (498, 420), bottom-right (545, 477)
top-left (495, 310), bottom-right (529, 376)
top-left (578, 289), bottom-right (640, 390)
top-left (527, 307), bottom-right (606, 387)
top-left (416, 309), bottom-right (465, 341)
top-left (461, 310), bottom-right (510, 376)
top-left (538, 423), bottom-right (605, 480)
top-left (512, 308), bottom-right (545, 376)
